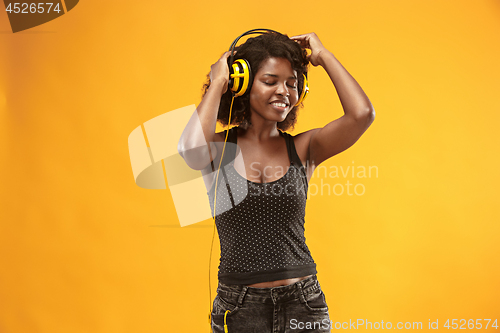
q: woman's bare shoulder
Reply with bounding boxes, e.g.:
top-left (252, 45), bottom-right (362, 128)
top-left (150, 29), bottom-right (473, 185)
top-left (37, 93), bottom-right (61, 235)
top-left (289, 128), bottom-right (321, 167)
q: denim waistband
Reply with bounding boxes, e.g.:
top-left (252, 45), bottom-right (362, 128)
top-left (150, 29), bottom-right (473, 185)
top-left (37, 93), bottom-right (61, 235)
top-left (216, 275), bottom-right (321, 306)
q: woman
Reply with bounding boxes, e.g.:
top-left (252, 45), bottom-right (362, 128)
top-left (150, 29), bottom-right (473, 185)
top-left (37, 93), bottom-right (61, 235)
top-left (178, 31), bottom-right (375, 333)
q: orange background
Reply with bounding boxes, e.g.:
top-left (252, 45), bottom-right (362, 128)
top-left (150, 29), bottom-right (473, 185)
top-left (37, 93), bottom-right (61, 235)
top-left (1, 0), bottom-right (499, 332)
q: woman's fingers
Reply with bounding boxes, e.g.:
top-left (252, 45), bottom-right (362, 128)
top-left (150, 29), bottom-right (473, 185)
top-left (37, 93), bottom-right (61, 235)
top-left (222, 50), bottom-right (236, 59)
top-left (209, 50), bottom-right (237, 94)
top-left (291, 33), bottom-right (327, 66)
top-left (290, 34), bottom-right (311, 49)
top-left (290, 34), bottom-right (308, 40)
top-left (220, 51), bottom-right (231, 62)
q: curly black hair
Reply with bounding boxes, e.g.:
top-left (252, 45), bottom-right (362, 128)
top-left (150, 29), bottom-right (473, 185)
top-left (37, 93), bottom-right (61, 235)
top-left (202, 31), bottom-right (309, 132)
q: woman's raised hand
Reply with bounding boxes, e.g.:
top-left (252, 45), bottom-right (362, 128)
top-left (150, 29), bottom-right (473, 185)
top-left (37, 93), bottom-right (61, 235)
top-left (209, 51), bottom-right (235, 95)
top-left (290, 33), bottom-right (328, 67)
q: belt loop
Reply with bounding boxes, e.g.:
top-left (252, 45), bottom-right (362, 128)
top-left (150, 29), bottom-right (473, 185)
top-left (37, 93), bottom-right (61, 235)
top-left (237, 286), bottom-right (248, 306)
top-left (296, 281), bottom-right (307, 304)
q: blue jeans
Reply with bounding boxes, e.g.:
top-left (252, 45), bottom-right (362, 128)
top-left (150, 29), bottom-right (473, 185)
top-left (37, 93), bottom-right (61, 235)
top-left (211, 275), bottom-right (331, 333)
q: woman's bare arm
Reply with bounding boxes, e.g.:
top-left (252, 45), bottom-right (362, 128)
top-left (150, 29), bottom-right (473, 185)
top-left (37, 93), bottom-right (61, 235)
top-left (291, 33), bottom-right (375, 168)
top-left (177, 51), bottom-right (232, 170)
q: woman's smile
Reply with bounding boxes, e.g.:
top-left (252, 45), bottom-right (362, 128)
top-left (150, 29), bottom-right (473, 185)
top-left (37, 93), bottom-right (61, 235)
top-left (269, 100), bottom-right (289, 113)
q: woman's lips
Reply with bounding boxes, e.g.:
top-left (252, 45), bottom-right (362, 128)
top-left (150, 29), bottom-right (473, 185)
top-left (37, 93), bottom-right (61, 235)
top-left (270, 102), bottom-right (288, 112)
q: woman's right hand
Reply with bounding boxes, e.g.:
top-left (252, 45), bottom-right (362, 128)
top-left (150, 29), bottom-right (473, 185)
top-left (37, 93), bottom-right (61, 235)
top-left (209, 51), bottom-right (234, 95)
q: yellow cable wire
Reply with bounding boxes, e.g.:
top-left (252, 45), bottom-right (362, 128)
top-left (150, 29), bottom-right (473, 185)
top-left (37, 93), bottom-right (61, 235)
top-left (209, 95), bottom-right (235, 332)
top-left (224, 310), bottom-right (231, 333)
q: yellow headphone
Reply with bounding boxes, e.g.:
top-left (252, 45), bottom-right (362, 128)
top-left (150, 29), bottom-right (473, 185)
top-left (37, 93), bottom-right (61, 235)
top-left (208, 29), bottom-right (310, 333)
top-left (227, 29), bottom-right (310, 105)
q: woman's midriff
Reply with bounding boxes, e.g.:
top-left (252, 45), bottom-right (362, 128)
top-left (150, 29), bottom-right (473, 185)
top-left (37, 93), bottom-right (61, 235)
top-left (245, 275), bottom-right (313, 288)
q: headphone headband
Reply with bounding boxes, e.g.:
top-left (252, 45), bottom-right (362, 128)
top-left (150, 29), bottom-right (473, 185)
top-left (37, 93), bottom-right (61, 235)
top-left (228, 29), bottom-right (281, 68)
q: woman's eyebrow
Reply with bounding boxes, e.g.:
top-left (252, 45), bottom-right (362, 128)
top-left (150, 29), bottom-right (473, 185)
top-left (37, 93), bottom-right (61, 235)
top-left (263, 74), bottom-right (297, 80)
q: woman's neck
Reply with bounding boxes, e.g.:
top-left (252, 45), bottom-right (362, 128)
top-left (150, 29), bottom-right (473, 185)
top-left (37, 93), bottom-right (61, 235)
top-left (239, 112), bottom-right (281, 142)
top-left (238, 123), bottom-right (280, 143)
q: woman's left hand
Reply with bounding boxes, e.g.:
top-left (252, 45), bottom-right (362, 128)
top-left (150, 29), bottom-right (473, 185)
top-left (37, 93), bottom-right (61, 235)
top-left (290, 32), bottom-right (328, 67)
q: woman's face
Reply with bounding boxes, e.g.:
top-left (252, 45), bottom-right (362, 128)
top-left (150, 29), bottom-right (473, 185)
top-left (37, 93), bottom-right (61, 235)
top-left (249, 57), bottom-right (299, 124)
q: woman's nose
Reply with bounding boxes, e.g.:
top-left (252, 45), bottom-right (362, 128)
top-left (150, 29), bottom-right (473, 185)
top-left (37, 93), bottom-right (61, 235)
top-left (275, 82), bottom-right (290, 96)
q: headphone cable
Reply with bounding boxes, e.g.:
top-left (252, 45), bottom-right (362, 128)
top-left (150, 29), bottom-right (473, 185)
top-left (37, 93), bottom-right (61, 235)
top-left (208, 94), bottom-right (235, 331)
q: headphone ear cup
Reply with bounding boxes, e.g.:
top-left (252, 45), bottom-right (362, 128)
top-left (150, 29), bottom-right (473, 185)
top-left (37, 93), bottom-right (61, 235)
top-left (229, 59), bottom-right (252, 97)
top-left (295, 73), bottom-right (309, 106)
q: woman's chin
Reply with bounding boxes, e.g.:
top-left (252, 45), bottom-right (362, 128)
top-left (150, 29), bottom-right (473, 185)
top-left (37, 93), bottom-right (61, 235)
top-left (268, 111), bottom-right (289, 122)
top-left (251, 109), bottom-right (289, 124)
top-left (278, 113), bottom-right (289, 123)
top-left (268, 116), bottom-right (287, 124)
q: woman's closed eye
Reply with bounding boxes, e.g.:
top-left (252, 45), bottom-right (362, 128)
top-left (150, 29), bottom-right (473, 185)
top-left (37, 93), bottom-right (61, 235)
top-left (264, 81), bottom-right (297, 89)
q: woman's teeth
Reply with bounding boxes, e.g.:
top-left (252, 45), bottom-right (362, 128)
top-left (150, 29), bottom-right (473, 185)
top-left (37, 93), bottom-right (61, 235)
top-left (271, 102), bottom-right (287, 107)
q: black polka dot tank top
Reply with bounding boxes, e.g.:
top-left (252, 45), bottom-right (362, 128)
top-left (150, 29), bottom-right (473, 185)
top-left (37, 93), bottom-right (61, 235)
top-left (207, 127), bottom-right (317, 285)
